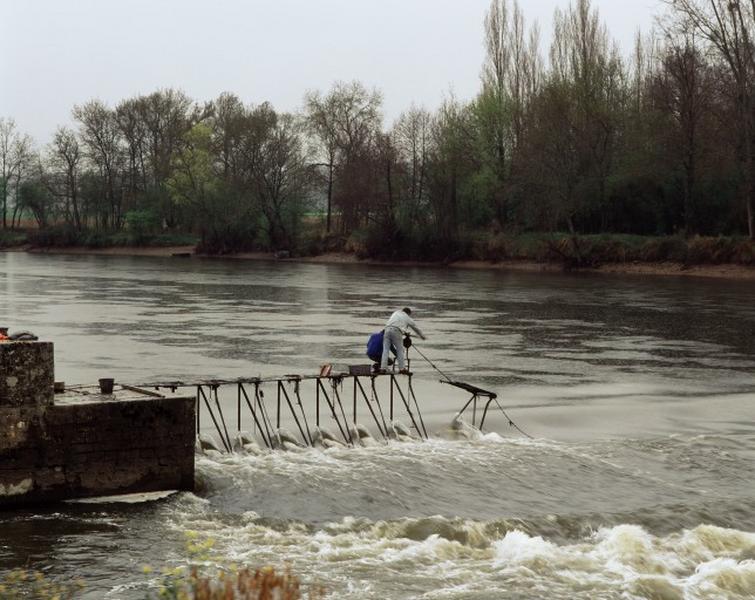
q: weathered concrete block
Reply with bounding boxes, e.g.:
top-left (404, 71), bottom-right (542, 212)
top-left (0, 342), bottom-right (54, 407)
top-left (0, 406), bottom-right (46, 452)
top-left (0, 394), bottom-right (195, 507)
top-left (0, 342), bottom-right (196, 507)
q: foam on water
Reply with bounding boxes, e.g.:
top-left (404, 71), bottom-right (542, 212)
top-left (139, 440), bottom-right (754, 599)
top-left (159, 492), bottom-right (755, 600)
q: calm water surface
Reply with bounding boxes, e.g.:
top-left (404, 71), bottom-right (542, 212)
top-left (1, 252), bottom-right (754, 599)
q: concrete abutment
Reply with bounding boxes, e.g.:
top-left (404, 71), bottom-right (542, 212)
top-left (0, 341), bottom-right (195, 508)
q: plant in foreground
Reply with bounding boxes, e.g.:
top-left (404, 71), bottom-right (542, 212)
top-left (146, 532), bottom-right (324, 600)
top-left (0, 569), bottom-right (83, 599)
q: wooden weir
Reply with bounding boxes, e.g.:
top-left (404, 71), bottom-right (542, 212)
top-left (133, 371), bottom-right (428, 453)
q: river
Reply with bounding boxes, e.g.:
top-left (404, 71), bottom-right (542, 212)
top-left (1, 252), bottom-right (754, 599)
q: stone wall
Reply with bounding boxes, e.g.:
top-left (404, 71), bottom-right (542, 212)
top-left (0, 342), bottom-right (54, 407)
top-left (1, 342), bottom-right (195, 507)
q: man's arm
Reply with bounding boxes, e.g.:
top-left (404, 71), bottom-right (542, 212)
top-left (406, 316), bottom-right (426, 340)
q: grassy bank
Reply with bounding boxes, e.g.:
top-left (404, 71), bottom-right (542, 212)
top-left (0, 230), bottom-right (28, 249)
top-left (0, 226), bottom-right (198, 249)
top-left (4, 226), bottom-right (755, 270)
top-left (349, 229), bottom-right (755, 268)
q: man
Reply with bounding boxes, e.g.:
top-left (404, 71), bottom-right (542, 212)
top-left (381, 307), bottom-right (426, 374)
top-left (366, 330), bottom-right (396, 366)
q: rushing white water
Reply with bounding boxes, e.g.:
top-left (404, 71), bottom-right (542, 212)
top-left (1, 252), bottom-right (755, 599)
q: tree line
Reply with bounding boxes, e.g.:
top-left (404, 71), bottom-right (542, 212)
top-left (1, 0), bottom-right (753, 258)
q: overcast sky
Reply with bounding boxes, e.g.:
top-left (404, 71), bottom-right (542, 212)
top-left (1, 0), bottom-right (660, 143)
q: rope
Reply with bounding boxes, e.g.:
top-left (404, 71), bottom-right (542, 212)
top-left (410, 340), bottom-right (535, 440)
top-left (409, 343), bottom-right (454, 382)
top-left (493, 397), bottom-right (533, 439)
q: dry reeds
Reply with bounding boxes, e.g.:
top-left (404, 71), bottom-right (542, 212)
top-left (152, 564), bottom-right (323, 600)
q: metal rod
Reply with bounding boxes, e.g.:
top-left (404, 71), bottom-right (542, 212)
top-left (237, 384), bottom-right (241, 432)
top-left (455, 394), bottom-right (476, 419)
top-left (370, 376), bottom-right (390, 437)
top-left (353, 377), bottom-right (357, 424)
top-left (211, 386), bottom-right (233, 448)
top-left (132, 373), bottom-right (402, 389)
top-left (255, 383), bottom-right (276, 448)
top-left (390, 376), bottom-right (395, 420)
top-left (195, 389), bottom-right (200, 435)
top-left (316, 379), bottom-right (350, 445)
top-left (330, 378), bottom-right (353, 444)
top-left (240, 384), bottom-right (271, 448)
top-left (355, 376), bottom-right (386, 439)
top-left (276, 383), bottom-right (281, 429)
top-left (391, 375), bottom-right (423, 439)
top-left (408, 376), bottom-right (428, 439)
top-left (316, 383), bottom-right (320, 427)
top-left (293, 381), bottom-right (313, 445)
top-left (213, 385), bottom-right (233, 451)
top-left (479, 398), bottom-right (496, 430)
top-left (279, 381), bottom-right (309, 446)
top-left (198, 386), bottom-right (231, 452)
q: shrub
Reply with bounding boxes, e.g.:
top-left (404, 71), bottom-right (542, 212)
top-left (126, 210), bottom-right (161, 245)
top-left (0, 569), bottom-right (83, 599)
top-left (143, 531), bottom-right (323, 600)
top-left (27, 225), bottom-right (84, 247)
top-left (0, 230), bottom-right (27, 248)
top-left (149, 565), bottom-right (322, 600)
top-left (732, 240), bottom-right (755, 265)
top-left (639, 236), bottom-right (689, 262)
top-left (485, 233), bottom-right (512, 262)
top-left (195, 222), bottom-right (260, 254)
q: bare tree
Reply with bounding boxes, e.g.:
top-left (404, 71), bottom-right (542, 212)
top-left (47, 127), bottom-right (83, 230)
top-left (664, 0), bottom-right (755, 237)
top-left (304, 81), bottom-right (382, 232)
top-left (392, 106), bottom-right (432, 224)
top-left (428, 95), bottom-right (477, 237)
top-left (549, 0), bottom-right (625, 231)
top-left (115, 97), bottom-right (149, 204)
top-left (304, 90), bottom-right (340, 233)
top-left (630, 30), bottom-right (662, 114)
top-left (209, 92), bottom-right (249, 183)
top-left (253, 113), bottom-right (310, 249)
top-left (144, 90), bottom-right (195, 187)
top-left (9, 136), bottom-right (34, 228)
top-left (0, 118), bottom-right (33, 229)
top-left (652, 34), bottom-right (715, 232)
top-left (73, 100), bottom-right (123, 229)
top-left (478, 0), bottom-right (542, 225)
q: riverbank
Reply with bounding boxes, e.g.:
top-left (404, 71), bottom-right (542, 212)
top-left (10, 245), bottom-right (755, 280)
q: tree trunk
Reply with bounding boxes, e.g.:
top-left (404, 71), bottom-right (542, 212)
top-left (747, 154), bottom-right (755, 239)
top-left (326, 162), bottom-right (333, 233)
top-left (11, 189), bottom-right (21, 229)
top-left (683, 151), bottom-right (695, 235)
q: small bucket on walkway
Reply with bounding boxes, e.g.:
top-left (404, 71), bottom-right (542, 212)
top-left (99, 378), bottom-right (115, 394)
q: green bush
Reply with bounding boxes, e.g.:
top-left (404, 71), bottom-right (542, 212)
top-left (27, 225), bottom-right (84, 247)
top-left (126, 210), bottom-right (161, 245)
top-left (0, 569), bottom-right (83, 599)
top-left (0, 230), bottom-right (27, 248)
top-left (640, 236), bottom-right (689, 262)
top-left (195, 222), bottom-right (260, 254)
